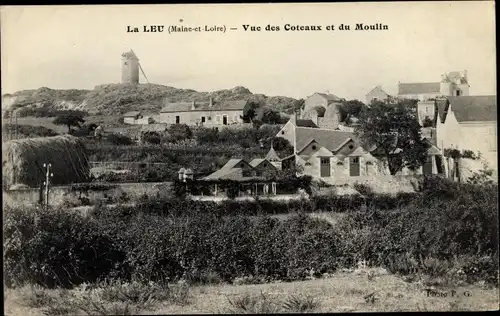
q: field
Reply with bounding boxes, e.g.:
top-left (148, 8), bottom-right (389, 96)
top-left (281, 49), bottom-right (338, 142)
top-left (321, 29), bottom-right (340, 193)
top-left (4, 268), bottom-right (499, 315)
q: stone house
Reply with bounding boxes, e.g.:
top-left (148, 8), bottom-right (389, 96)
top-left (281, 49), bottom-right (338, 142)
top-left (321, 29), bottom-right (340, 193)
top-left (398, 70), bottom-right (470, 101)
top-left (300, 92), bottom-right (344, 129)
top-left (366, 85), bottom-right (390, 104)
top-left (399, 71), bottom-right (470, 123)
top-left (276, 116), bottom-right (444, 184)
top-left (159, 98), bottom-right (247, 126)
top-left (434, 95), bottom-right (497, 176)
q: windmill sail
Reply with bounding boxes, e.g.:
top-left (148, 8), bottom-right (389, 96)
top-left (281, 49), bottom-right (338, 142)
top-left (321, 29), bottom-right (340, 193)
top-left (130, 49), bottom-right (149, 84)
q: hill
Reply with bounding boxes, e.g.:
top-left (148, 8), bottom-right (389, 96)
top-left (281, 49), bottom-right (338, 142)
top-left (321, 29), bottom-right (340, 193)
top-left (2, 84), bottom-right (300, 116)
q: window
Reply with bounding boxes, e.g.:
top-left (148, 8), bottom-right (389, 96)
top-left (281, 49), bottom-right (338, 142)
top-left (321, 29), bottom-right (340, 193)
top-left (320, 158), bottom-right (330, 164)
top-left (456, 90), bottom-right (461, 96)
top-left (175, 116), bottom-right (180, 124)
top-left (242, 170), bottom-right (251, 177)
top-left (281, 131), bottom-right (285, 135)
top-left (201, 117), bottom-right (206, 123)
top-left (255, 170), bottom-right (262, 176)
top-left (351, 157), bottom-right (360, 164)
top-left (348, 145), bottom-right (354, 149)
top-left (312, 145), bottom-right (317, 150)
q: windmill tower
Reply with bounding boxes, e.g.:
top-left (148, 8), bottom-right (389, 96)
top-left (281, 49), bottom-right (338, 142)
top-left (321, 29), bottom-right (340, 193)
top-left (121, 49), bottom-right (150, 84)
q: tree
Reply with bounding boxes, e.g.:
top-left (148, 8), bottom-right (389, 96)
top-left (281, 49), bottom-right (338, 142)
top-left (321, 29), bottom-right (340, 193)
top-left (292, 98), bottom-right (305, 113)
top-left (240, 100), bottom-right (262, 123)
top-left (52, 114), bottom-right (85, 133)
top-left (340, 100), bottom-right (365, 123)
top-left (422, 116), bottom-right (434, 128)
top-left (255, 107), bottom-right (281, 125)
top-left (355, 99), bottom-right (430, 175)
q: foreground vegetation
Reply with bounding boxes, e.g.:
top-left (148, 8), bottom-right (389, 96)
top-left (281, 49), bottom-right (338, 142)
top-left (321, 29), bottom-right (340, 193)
top-left (5, 268), bottom-right (498, 315)
top-left (4, 177), bottom-right (498, 292)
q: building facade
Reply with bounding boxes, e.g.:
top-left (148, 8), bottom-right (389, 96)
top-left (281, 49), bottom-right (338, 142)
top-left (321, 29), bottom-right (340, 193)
top-left (276, 117), bottom-right (443, 184)
top-left (159, 98), bottom-right (247, 126)
top-left (398, 70), bottom-right (470, 102)
top-left (366, 85), bottom-right (390, 104)
top-left (300, 92), bottom-right (344, 130)
top-left (435, 96), bottom-right (497, 175)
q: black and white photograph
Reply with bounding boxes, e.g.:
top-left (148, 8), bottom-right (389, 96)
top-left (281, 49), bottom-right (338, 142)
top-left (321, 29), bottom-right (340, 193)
top-left (2, 2), bottom-right (498, 314)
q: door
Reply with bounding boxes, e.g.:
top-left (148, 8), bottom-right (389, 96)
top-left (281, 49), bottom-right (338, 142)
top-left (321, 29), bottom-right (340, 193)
top-left (423, 156), bottom-right (433, 175)
top-left (223, 115), bottom-right (228, 125)
top-left (320, 158), bottom-right (331, 177)
top-left (201, 116), bottom-right (206, 124)
top-left (349, 157), bottom-right (360, 176)
top-left (175, 116), bottom-right (180, 124)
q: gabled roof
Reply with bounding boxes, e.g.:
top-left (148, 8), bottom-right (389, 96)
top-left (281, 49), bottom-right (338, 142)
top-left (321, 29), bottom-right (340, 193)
top-left (265, 147), bottom-right (281, 161)
top-left (313, 146), bottom-right (334, 157)
top-left (295, 119), bottom-right (318, 128)
top-left (295, 127), bottom-right (356, 154)
top-left (448, 96), bottom-right (496, 122)
top-left (366, 85), bottom-right (389, 97)
top-left (161, 100), bottom-right (247, 113)
top-left (249, 158), bottom-right (266, 167)
top-left (398, 82), bottom-right (440, 95)
top-left (315, 92), bottom-right (342, 102)
top-left (202, 158), bottom-right (247, 180)
top-left (123, 111), bottom-right (141, 117)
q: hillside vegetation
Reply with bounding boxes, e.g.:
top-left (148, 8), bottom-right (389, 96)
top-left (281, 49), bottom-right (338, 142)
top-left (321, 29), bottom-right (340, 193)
top-left (3, 84), bottom-right (299, 116)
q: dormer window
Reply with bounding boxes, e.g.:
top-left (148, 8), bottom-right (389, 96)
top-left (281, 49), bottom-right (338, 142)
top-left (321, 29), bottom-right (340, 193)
top-left (312, 145), bottom-right (317, 150)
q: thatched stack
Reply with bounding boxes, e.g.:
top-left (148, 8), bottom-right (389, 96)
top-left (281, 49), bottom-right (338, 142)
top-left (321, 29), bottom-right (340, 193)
top-left (2, 135), bottom-right (90, 189)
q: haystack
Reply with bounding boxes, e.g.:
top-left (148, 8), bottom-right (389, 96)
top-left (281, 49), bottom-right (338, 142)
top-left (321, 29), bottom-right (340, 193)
top-left (2, 135), bottom-right (90, 189)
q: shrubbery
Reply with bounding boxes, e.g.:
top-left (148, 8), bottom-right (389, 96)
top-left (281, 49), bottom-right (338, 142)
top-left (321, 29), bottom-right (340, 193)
top-left (2, 124), bottom-right (59, 139)
top-left (4, 177), bottom-right (497, 289)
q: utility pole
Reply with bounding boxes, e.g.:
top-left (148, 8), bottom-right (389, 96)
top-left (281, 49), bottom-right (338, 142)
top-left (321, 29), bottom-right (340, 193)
top-left (43, 163), bottom-right (53, 211)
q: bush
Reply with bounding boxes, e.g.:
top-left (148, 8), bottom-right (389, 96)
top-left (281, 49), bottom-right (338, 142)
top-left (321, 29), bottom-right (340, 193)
top-left (2, 124), bottom-right (59, 139)
top-left (106, 133), bottom-right (134, 145)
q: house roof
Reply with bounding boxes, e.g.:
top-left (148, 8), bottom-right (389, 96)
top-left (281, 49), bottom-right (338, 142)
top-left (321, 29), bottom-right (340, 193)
top-left (448, 96), bottom-right (496, 122)
top-left (123, 111), bottom-right (141, 117)
top-left (315, 92), bottom-right (342, 102)
top-left (265, 147), bottom-right (281, 161)
top-left (249, 158), bottom-right (265, 167)
top-left (398, 82), bottom-right (441, 95)
top-left (366, 85), bottom-right (389, 97)
top-left (313, 146), bottom-right (335, 157)
top-left (202, 158), bottom-right (247, 180)
top-left (295, 119), bottom-right (318, 128)
top-left (161, 100), bottom-right (247, 113)
top-left (295, 127), bottom-right (356, 154)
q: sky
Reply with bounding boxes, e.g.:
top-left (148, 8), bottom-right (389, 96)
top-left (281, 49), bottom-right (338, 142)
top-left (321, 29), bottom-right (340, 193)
top-left (1, 2), bottom-right (496, 101)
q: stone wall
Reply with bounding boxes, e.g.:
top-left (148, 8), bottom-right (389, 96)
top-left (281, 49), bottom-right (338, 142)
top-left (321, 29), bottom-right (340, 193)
top-left (3, 182), bottom-right (173, 209)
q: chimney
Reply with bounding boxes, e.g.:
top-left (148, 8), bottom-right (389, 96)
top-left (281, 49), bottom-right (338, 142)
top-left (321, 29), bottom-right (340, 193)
top-left (191, 101), bottom-right (196, 110)
top-left (209, 97), bottom-right (213, 107)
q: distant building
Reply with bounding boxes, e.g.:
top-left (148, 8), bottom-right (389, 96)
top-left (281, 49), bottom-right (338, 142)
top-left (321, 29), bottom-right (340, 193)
top-left (123, 111), bottom-right (154, 125)
top-left (121, 50), bottom-right (139, 84)
top-left (398, 70), bottom-right (470, 102)
top-left (159, 98), bottom-right (248, 126)
top-left (435, 95), bottom-right (497, 177)
top-left (300, 92), bottom-right (344, 130)
top-left (276, 115), bottom-right (443, 184)
top-left (365, 85), bottom-right (390, 104)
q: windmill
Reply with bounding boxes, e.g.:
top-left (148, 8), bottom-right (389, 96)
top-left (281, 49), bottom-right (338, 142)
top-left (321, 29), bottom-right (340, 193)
top-left (130, 49), bottom-right (150, 85)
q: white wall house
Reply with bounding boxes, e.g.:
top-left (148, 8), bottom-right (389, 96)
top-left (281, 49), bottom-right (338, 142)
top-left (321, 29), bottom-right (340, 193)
top-left (435, 95), bottom-right (497, 178)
